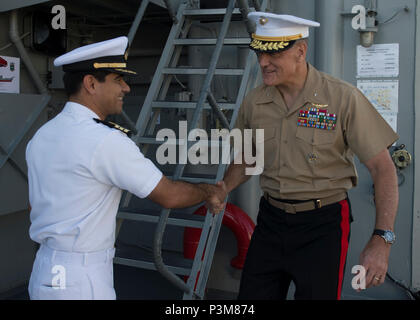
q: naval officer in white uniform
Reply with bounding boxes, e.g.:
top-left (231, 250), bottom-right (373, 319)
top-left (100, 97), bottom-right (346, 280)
top-left (26, 36), bottom-right (227, 300)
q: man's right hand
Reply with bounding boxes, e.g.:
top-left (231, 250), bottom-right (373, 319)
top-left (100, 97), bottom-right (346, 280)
top-left (148, 176), bottom-right (228, 213)
top-left (202, 181), bottom-right (228, 214)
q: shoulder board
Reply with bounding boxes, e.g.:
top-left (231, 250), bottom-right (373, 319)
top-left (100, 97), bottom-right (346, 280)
top-left (93, 118), bottom-right (132, 137)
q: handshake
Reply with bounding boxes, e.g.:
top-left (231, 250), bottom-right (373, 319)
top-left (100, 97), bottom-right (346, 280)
top-left (200, 181), bottom-right (228, 214)
top-left (148, 176), bottom-right (229, 214)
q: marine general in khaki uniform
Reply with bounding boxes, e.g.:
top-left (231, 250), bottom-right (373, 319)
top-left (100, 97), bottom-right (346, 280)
top-left (223, 12), bottom-right (399, 300)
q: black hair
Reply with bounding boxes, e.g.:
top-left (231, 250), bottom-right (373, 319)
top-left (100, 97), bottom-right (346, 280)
top-left (62, 70), bottom-right (110, 97)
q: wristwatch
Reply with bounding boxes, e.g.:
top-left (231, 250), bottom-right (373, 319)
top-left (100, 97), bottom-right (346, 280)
top-left (373, 229), bottom-right (396, 244)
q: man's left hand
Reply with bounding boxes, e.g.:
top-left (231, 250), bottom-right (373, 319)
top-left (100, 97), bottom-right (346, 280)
top-left (359, 235), bottom-right (391, 288)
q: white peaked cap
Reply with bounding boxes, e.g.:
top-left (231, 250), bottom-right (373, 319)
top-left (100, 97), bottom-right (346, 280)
top-left (53, 36), bottom-right (136, 75)
top-left (248, 12), bottom-right (320, 52)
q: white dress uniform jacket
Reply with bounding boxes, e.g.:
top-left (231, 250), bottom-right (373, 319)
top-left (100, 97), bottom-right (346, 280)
top-left (26, 102), bottom-right (162, 299)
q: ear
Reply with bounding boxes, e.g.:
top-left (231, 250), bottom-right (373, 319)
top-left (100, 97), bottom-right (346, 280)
top-left (295, 40), bottom-right (308, 62)
top-left (81, 74), bottom-right (97, 95)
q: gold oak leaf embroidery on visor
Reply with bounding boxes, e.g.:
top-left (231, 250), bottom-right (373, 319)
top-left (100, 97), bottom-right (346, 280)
top-left (250, 39), bottom-right (290, 51)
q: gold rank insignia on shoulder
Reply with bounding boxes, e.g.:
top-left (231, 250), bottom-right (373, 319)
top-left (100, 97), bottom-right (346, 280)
top-left (297, 103), bottom-right (337, 130)
top-left (93, 118), bottom-right (132, 137)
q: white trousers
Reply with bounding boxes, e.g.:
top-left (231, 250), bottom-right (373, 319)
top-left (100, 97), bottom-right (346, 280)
top-left (28, 244), bottom-right (116, 300)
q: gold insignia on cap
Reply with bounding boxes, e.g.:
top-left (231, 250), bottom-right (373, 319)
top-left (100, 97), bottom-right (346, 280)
top-left (93, 62), bottom-right (127, 69)
top-left (252, 33), bottom-right (303, 42)
top-left (124, 49), bottom-right (129, 61)
top-left (114, 68), bottom-right (137, 74)
top-left (250, 39), bottom-right (289, 51)
top-left (259, 17), bottom-right (268, 25)
top-left (249, 33), bottom-right (304, 52)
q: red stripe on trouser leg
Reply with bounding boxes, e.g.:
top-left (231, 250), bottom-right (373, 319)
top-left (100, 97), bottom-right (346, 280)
top-left (337, 199), bottom-right (350, 300)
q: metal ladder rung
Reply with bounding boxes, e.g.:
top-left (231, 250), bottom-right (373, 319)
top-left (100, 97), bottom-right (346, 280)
top-left (113, 257), bottom-right (192, 276)
top-left (173, 38), bottom-right (251, 45)
top-left (151, 101), bottom-right (236, 110)
top-left (162, 68), bottom-right (244, 75)
top-left (117, 210), bottom-right (205, 228)
top-left (183, 8), bottom-right (247, 16)
top-left (137, 137), bottom-right (161, 145)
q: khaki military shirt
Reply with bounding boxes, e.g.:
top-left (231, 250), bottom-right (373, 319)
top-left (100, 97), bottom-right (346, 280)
top-left (236, 63), bottom-right (399, 200)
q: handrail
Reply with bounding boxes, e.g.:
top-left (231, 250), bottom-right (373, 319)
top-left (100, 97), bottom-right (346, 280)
top-left (252, 0), bottom-right (261, 12)
top-left (163, 0), bottom-right (179, 24)
top-left (127, 0), bottom-right (150, 44)
top-left (187, 0), bottom-right (268, 298)
top-left (207, 90), bottom-right (230, 129)
top-left (152, 0), bottom-right (236, 294)
top-left (237, 0), bottom-right (255, 35)
top-left (147, 1), bottom-right (192, 293)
